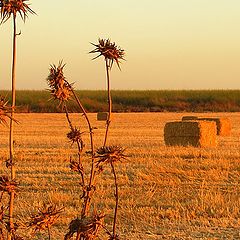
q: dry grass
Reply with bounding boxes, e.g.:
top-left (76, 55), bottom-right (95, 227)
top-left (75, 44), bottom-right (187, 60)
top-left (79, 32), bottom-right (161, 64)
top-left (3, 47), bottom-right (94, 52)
top-left (0, 112), bottom-right (240, 239)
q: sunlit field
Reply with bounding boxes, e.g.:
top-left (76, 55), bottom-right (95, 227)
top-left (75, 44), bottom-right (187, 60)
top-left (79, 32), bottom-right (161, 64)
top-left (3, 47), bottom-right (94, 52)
top-left (0, 112), bottom-right (240, 239)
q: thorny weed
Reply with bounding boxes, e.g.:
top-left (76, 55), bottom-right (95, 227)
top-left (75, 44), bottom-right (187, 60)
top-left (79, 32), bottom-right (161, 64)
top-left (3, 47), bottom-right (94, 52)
top-left (0, 0), bottom-right (35, 239)
top-left (90, 39), bottom-right (125, 239)
top-left (90, 38), bottom-right (125, 70)
top-left (46, 38), bottom-right (125, 239)
top-left (47, 62), bottom-right (97, 236)
top-left (46, 61), bottom-right (72, 105)
top-left (90, 39), bottom-right (125, 147)
top-left (26, 204), bottom-right (64, 239)
top-left (0, 176), bottom-right (19, 196)
top-left (0, 0), bottom-right (35, 24)
top-left (95, 146), bottom-right (127, 166)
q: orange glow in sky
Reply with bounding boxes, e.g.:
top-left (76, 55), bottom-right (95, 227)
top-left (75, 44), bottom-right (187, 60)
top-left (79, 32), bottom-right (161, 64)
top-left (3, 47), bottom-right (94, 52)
top-left (1, 0), bottom-right (240, 90)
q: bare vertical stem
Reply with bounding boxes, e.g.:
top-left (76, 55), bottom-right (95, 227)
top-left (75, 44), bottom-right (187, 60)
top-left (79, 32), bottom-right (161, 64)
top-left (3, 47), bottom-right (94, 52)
top-left (47, 226), bottom-right (51, 240)
top-left (8, 15), bottom-right (17, 240)
top-left (63, 104), bottom-right (85, 187)
top-left (9, 16), bottom-right (16, 178)
top-left (103, 59), bottom-right (112, 147)
top-left (110, 162), bottom-right (118, 238)
top-left (69, 89), bottom-right (95, 217)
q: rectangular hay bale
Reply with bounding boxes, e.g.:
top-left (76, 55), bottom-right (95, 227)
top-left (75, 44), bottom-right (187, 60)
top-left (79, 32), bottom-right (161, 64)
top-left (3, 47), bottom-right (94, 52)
top-left (197, 117), bottom-right (231, 136)
top-left (164, 121), bottom-right (217, 147)
top-left (97, 112), bottom-right (108, 121)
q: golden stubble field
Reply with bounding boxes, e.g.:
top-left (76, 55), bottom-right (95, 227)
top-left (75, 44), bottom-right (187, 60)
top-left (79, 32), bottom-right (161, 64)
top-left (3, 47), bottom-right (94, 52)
top-left (0, 112), bottom-right (240, 239)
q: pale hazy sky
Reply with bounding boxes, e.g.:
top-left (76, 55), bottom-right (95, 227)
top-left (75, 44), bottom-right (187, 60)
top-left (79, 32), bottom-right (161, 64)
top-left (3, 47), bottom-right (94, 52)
top-left (1, 0), bottom-right (240, 90)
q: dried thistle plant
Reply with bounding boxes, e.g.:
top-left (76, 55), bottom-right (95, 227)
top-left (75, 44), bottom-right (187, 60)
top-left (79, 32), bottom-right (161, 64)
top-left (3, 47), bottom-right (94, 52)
top-left (95, 146), bottom-right (126, 239)
top-left (27, 204), bottom-right (63, 238)
top-left (95, 146), bottom-right (127, 166)
top-left (47, 38), bottom-right (126, 239)
top-left (67, 127), bottom-right (84, 147)
top-left (90, 39), bottom-right (124, 69)
top-left (0, 0), bottom-right (35, 23)
top-left (90, 39), bottom-right (125, 146)
top-left (46, 62), bottom-right (97, 220)
top-left (0, 176), bottom-right (19, 195)
top-left (46, 62), bottom-right (104, 238)
top-left (1, 1), bottom-right (35, 239)
top-left (46, 62), bottom-right (73, 104)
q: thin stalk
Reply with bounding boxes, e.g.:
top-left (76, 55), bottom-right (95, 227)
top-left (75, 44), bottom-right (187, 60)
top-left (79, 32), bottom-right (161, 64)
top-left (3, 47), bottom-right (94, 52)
top-left (64, 104), bottom-right (85, 186)
top-left (8, 15), bottom-right (17, 240)
top-left (47, 226), bottom-right (51, 240)
top-left (110, 162), bottom-right (118, 238)
top-left (103, 59), bottom-right (112, 147)
top-left (64, 104), bottom-right (74, 130)
top-left (69, 89), bottom-right (95, 217)
top-left (9, 16), bottom-right (16, 178)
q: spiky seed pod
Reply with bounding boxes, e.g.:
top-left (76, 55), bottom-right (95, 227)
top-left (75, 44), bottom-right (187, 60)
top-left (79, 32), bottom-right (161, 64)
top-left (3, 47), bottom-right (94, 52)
top-left (0, 0), bottom-right (35, 23)
top-left (67, 127), bottom-right (84, 146)
top-left (46, 62), bottom-right (72, 104)
top-left (90, 39), bottom-right (125, 69)
top-left (27, 204), bottom-right (63, 234)
top-left (0, 175), bottom-right (19, 194)
top-left (95, 146), bottom-right (127, 166)
top-left (64, 212), bottom-right (105, 240)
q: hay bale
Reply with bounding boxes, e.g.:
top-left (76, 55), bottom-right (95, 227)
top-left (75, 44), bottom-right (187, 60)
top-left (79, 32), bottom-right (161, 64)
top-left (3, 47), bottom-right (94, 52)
top-left (198, 117), bottom-right (231, 136)
top-left (182, 116), bottom-right (198, 121)
top-left (164, 121), bottom-right (217, 147)
top-left (97, 112), bottom-right (108, 121)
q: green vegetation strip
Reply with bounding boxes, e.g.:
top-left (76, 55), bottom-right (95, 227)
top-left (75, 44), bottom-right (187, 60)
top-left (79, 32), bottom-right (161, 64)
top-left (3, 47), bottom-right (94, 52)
top-left (1, 90), bottom-right (240, 112)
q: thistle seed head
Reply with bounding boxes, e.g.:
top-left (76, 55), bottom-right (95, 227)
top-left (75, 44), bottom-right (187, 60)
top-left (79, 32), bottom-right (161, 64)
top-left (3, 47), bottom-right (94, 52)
top-left (0, 175), bottom-right (19, 194)
top-left (90, 39), bottom-right (125, 69)
top-left (95, 145), bottom-right (127, 166)
top-left (46, 61), bottom-right (72, 104)
top-left (0, 0), bottom-right (35, 23)
top-left (67, 127), bottom-right (84, 146)
top-left (27, 204), bottom-right (63, 234)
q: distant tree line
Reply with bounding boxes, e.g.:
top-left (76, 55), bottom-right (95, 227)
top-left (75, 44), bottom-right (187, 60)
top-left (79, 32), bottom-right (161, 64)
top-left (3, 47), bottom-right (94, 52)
top-left (1, 90), bottom-right (240, 113)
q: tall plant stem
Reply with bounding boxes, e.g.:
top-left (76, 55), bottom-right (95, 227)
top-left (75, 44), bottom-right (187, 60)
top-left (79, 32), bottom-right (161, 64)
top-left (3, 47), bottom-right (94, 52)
top-left (48, 226), bottom-right (51, 240)
top-left (103, 60), bottom-right (111, 147)
top-left (69, 90), bottom-right (95, 217)
top-left (111, 162), bottom-right (118, 238)
top-left (9, 16), bottom-right (16, 178)
top-left (8, 15), bottom-right (17, 240)
top-left (64, 104), bottom-right (85, 186)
